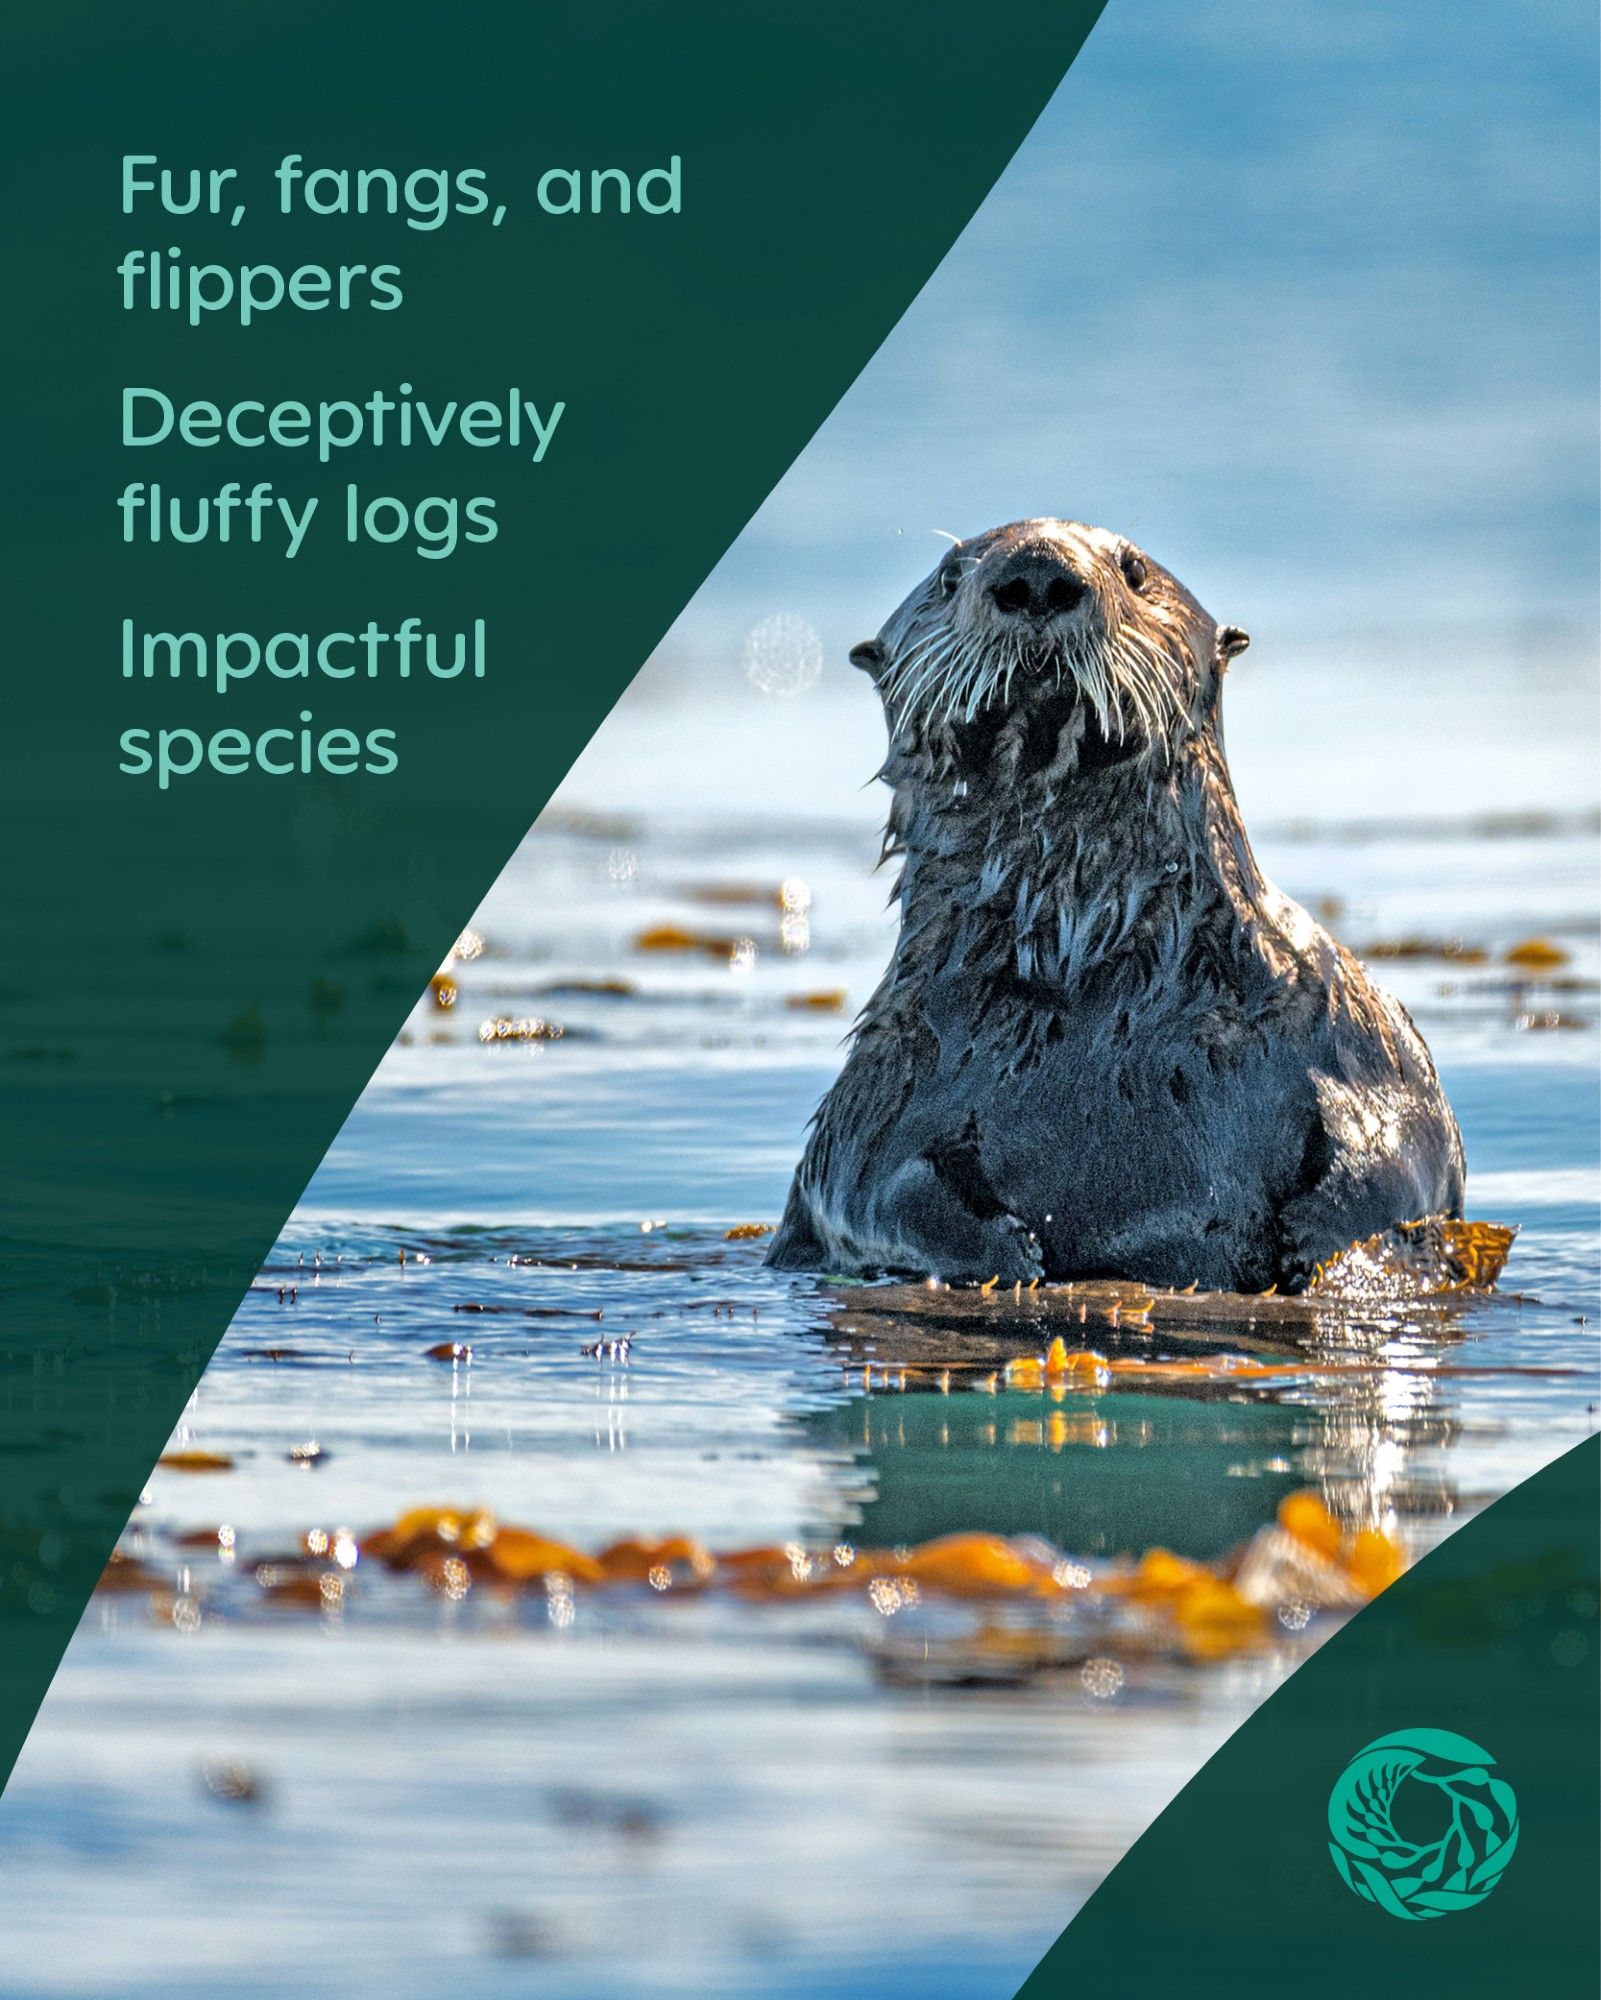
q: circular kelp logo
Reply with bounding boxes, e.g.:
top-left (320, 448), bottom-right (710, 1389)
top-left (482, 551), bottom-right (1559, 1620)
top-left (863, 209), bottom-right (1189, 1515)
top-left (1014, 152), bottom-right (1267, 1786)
top-left (1327, 1728), bottom-right (1518, 1920)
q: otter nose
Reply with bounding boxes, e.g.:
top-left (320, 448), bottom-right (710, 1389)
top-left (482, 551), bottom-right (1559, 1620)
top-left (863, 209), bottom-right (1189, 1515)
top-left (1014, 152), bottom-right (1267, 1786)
top-left (985, 545), bottom-right (1087, 620)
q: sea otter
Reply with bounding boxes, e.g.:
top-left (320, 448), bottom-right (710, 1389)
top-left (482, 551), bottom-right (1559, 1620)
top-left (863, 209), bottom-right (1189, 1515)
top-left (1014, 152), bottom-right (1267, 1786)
top-left (767, 519), bottom-right (1464, 1291)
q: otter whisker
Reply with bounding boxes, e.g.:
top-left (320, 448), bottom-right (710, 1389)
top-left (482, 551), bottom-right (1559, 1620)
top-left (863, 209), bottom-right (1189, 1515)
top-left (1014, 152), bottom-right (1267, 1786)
top-left (956, 634), bottom-right (998, 723)
top-left (997, 636), bottom-right (1020, 715)
top-left (912, 649), bottom-right (960, 734)
top-left (1123, 632), bottom-right (1186, 741)
top-left (886, 630), bottom-right (957, 722)
top-left (935, 641), bottom-right (978, 731)
top-left (1071, 639), bottom-right (1118, 742)
top-left (885, 626), bottom-right (950, 692)
top-left (911, 645), bottom-right (971, 729)
top-left (954, 641), bottom-right (994, 729)
top-left (888, 632), bottom-right (964, 728)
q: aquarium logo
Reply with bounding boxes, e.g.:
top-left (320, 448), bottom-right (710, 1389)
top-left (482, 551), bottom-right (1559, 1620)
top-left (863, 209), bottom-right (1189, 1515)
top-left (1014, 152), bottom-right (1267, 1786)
top-left (1327, 1728), bottom-right (1518, 1920)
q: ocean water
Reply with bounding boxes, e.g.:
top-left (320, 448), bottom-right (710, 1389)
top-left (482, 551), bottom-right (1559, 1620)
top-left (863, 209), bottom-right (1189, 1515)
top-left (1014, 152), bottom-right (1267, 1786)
top-left (0, 662), bottom-right (1595, 1999)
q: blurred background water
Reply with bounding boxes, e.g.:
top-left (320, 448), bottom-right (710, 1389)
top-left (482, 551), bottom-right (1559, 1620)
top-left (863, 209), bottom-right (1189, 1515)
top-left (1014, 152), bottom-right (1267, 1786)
top-left (1, 2), bottom-right (1596, 1994)
top-left (664, 0), bottom-right (1599, 688)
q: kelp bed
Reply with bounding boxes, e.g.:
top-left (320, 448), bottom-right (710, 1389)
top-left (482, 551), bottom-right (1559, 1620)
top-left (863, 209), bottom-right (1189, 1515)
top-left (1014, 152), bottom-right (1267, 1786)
top-left (97, 1213), bottom-right (1575, 1685)
top-left (102, 1483), bottom-right (1398, 1679)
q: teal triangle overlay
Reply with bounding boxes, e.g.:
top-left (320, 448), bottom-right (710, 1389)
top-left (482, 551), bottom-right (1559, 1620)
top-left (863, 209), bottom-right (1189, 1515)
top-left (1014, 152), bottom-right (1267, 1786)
top-left (1016, 1435), bottom-right (1600, 1995)
top-left (0, 0), bottom-right (1108, 1794)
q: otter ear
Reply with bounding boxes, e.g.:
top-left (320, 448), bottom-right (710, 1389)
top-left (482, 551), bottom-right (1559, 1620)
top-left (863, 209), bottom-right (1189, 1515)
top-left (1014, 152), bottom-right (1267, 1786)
top-left (849, 638), bottom-right (888, 678)
top-left (1216, 625), bottom-right (1250, 664)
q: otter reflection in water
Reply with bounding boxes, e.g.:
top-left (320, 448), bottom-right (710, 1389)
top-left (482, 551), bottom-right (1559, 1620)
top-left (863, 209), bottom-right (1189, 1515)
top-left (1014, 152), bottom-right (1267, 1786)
top-left (769, 519), bottom-right (1463, 1291)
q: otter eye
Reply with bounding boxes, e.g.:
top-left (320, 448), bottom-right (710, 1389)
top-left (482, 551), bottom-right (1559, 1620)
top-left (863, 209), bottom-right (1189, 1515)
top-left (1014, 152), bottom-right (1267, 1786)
top-left (938, 557), bottom-right (963, 599)
top-left (1120, 548), bottom-right (1148, 591)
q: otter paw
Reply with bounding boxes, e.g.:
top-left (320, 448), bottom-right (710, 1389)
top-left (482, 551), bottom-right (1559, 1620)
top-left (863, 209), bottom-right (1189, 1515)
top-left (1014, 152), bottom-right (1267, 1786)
top-left (983, 1213), bottom-right (1045, 1284)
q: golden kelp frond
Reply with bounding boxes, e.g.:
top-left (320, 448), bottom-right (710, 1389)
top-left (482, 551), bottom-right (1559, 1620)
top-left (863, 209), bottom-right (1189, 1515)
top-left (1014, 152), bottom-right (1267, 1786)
top-left (1505, 937), bottom-right (1569, 971)
top-left (96, 1550), bottom-right (166, 1593)
top-left (893, 1531), bottom-right (1057, 1598)
top-left (1006, 1342), bottom-right (1114, 1390)
top-left (1168, 1577), bottom-right (1270, 1662)
top-left (633, 924), bottom-right (749, 960)
top-left (363, 1504), bottom-right (500, 1564)
top-left (1229, 1491), bottom-right (1404, 1611)
top-left (1101, 1554), bottom-right (1268, 1663)
top-left (1309, 1217), bottom-right (1516, 1299)
top-left (1276, 1490), bottom-right (1343, 1562)
top-left (100, 1488), bottom-right (1406, 1671)
top-left (1360, 937), bottom-right (1488, 964)
top-left (784, 990), bottom-right (848, 1012)
top-left (594, 1535), bottom-right (715, 1585)
top-left (997, 1348), bottom-right (1373, 1393)
top-left (486, 1527), bottom-right (608, 1585)
top-left (1432, 1219), bottom-right (1519, 1287)
top-left (678, 881), bottom-right (787, 909)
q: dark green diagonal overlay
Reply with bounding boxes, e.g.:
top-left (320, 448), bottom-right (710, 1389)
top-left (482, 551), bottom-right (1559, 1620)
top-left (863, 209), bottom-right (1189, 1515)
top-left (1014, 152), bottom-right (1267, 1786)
top-left (0, 0), bottom-right (1107, 1794)
top-left (1019, 1434), bottom-right (1599, 1998)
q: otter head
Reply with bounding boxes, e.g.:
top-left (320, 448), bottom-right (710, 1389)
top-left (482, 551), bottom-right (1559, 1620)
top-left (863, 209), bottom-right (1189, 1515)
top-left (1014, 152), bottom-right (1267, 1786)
top-left (851, 519), bottom-right (1249, 783)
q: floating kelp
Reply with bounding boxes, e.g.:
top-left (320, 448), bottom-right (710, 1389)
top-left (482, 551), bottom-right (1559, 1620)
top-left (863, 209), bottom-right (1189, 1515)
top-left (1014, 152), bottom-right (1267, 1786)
top-left (1004, 1341), bottom-right (1113, 1390)
top-left (99, 1488), bottom-right (1406, 1672)
top-left (633, 924), bottom-right (754, 959)
top-left (1308, 1218), bottom-right (1515, 1298)
top-left (95, 1549), bottom-right (167, 1592)
top-left (675, 881), bottom-right (786, 908)
top-left (528, 978), bottom-right (636, 998)
top-left (1505, 936), bottom-right (1570, 971)
top-left (816, 1218), bottom-right (1520, 1375)
top-left (989, 1342), bottom-right (1575, 1397)
top-left (1359, 937), bottom-right (1489, 964)
top-left (451, 1300), bottom-right (604, 1319)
